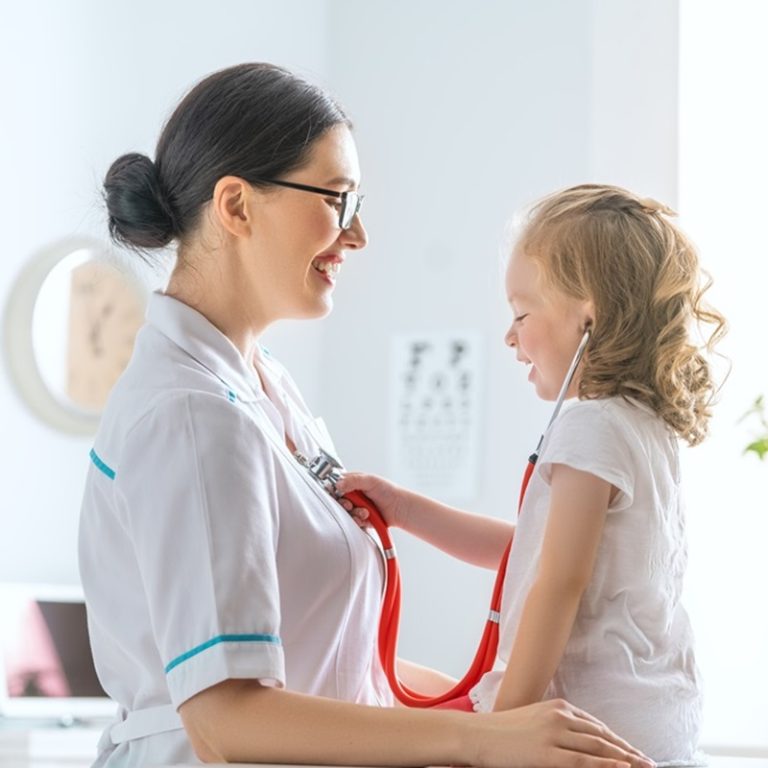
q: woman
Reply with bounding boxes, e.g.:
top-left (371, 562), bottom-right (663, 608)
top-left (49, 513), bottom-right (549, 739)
top-left (79, 62), bottom-right (654, 768)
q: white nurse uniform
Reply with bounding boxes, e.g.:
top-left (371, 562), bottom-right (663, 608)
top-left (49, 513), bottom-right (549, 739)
top-left (79, 293), bottom-right (392, 767)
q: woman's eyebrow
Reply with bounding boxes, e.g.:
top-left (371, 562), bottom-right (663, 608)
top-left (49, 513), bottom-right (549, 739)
top-left (324, 175), bottom-right (358, 189)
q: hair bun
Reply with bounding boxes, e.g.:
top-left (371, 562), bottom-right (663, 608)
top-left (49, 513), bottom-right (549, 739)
top-left (104, 152), bottom-right (178, 249)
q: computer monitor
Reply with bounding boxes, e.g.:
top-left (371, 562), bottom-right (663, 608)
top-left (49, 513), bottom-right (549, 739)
top-left (0, 583), bottom-right (115, 721)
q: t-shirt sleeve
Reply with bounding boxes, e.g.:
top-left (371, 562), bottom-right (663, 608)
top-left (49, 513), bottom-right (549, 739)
top-left (537, 401), bottom-right (635, 512)
top-left (113, 392), bottom-right (285, 708)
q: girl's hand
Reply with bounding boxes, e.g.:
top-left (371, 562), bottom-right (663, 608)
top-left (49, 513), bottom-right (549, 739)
top-left (335, 472), bottom-right (410, 529)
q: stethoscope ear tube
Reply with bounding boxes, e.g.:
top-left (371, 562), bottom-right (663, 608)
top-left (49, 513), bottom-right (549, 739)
top-left (341, 330), bottom-right (591, 708)
top-left (545, 328), bottom-right (591, 433)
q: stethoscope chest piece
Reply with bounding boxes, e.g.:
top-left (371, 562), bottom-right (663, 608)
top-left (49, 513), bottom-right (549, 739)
top-left (295, 447), bottom-right (344, 496)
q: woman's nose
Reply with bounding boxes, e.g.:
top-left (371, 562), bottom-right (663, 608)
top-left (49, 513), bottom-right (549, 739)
top-left (340, 214), bottom-right (368, 249)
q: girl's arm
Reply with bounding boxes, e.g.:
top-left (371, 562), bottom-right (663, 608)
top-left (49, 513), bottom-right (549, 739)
top-left (396, 657), bottom-right (458, 697)
top-left (336, 472), bottom-right (513, 569)
top-left (179, 678), bottom-right (654, 767)
top-left (493, 464), bottom-right (612, 711)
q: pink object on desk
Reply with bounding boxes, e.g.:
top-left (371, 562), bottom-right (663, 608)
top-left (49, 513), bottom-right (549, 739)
top-left (4, 599), bottom-right (70, 697)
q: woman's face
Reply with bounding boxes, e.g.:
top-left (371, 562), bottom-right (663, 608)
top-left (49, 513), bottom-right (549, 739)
top-left (245, 124), bottom-right (367, 322)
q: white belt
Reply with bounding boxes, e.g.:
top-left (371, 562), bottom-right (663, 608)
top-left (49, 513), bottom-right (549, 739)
top-left (110, 704), bottom-right (183, 744)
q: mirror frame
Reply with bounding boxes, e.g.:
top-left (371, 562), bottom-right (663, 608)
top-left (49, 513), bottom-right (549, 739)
top-left (3, 237), bottom-right (145, 436)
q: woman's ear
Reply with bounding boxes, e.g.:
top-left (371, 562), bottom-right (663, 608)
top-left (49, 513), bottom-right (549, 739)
top-left (582, 299), bottom-right (596, 333)
top-left (211, 176), bottom-right (253, 238)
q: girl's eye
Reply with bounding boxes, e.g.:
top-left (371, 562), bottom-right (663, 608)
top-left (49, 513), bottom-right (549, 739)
top-left (514, 313), bottom-right (529, 324)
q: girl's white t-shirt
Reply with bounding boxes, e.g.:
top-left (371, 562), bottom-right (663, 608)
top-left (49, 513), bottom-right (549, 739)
top-left (470, 397), bottom-right (702, 764)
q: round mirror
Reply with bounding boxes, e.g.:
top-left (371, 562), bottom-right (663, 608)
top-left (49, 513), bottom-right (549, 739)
top-left (3, 238), bottom-right (147, 435)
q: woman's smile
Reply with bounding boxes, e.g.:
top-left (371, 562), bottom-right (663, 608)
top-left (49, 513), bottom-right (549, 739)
top-left (311, 253), bottom-right (343, 285)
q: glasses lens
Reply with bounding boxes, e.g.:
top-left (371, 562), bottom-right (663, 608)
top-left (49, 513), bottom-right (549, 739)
top-left (340, 192), bottom-right (360, 229)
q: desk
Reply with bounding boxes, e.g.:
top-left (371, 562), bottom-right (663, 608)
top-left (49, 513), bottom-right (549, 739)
top-left (0, 725), bottom-right (766, 768)
top-left (0, 722), bottom-right (103, 766)
top-left (3, 760), bottom-right (768, 768)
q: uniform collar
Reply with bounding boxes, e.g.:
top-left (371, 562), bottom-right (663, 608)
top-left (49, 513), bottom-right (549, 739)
top-left (147, 292), bottom-right (264, 403)
top-left (251, 337), bottom-right (287, 383)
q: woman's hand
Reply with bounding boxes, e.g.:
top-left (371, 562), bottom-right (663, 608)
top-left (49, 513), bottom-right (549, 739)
top-left (180, 680), bottom-right (654, 768)
top-left (335, 472), bottom-right (410, 529)
top-left (474, 698), bottom-right (655, 768)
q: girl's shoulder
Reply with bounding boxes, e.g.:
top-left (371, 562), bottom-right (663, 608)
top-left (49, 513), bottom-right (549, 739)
top-left (561, 398), bottom-right (677, 465)
top-left (539, 399), bottom-right (638, 495)
top-left (541, 397), bottom-right (678, 496)
top-left (563, 395), bottom-right (661, 426)
top-left (554, 396), bottom-right (670, 447)
top-left (550, 397), bottom-right (625, 445)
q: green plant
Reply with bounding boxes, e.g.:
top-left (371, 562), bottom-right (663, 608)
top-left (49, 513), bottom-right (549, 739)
top-left (741, 395), bottom-right (768, 460)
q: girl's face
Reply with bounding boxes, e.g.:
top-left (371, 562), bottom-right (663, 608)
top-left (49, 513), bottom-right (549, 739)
top-left (504, 247), bottom-right (591, 401)
top-left (245, 124), bottom-right (367, 322)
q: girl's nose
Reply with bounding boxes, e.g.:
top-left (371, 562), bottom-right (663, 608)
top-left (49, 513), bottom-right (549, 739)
top-left (504, 325), bottom-right (517, 347)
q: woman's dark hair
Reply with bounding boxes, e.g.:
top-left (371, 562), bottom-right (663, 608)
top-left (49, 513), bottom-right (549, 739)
top-left (104, 63), bottom-right (350, 256)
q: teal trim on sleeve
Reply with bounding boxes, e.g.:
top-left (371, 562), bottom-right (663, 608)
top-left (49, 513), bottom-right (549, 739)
top-left (89, 448), bottom-right (116, 480)
top-left (227, 390), bottom-right (237, 402)
top-left (165, 633), bottom-right (282, 674)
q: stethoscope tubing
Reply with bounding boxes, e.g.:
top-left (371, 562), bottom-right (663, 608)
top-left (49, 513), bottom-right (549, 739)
top-left (342, 329), bottom-right (591, 708)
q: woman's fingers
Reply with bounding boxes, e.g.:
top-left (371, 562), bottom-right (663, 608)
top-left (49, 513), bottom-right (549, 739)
top-left (555, 734), bottom-right (651, 767)
top-left (551, 748), bottom-right (631, 768)
top-left (560, 704), bottom-right (652, 762)
top-left (527, 700), bottom-right (653, 768)
top-left (478, 700), bottom-right (652, 768)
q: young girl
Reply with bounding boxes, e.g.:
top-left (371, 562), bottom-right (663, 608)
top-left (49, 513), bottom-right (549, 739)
top-left (338, 184), bottom-right (726, 766)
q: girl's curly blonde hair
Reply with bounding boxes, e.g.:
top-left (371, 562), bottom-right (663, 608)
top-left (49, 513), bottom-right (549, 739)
top-left (517, 184), bottom-right (726, 446)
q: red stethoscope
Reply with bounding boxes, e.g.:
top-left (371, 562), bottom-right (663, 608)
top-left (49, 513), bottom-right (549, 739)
top-left (302, 329), bottom-right (591, 708)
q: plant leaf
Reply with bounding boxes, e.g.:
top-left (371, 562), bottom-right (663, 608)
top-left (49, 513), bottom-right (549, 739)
top-left (744, 438), bottom-right (768, 460)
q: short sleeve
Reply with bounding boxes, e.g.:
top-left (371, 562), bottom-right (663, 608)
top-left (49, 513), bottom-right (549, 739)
top-left (114, 392), bottom-right (285, 707)
top-left (538, 401), bottom-right (635, 512)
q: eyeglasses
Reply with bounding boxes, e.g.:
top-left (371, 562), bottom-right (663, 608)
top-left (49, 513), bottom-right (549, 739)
top-left (259, 179), bottom-right (364, 230)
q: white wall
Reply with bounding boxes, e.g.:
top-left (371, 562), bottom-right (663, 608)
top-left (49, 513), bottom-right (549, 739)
top-left (589, 0), bottom-right (679, 203)
top-left (679, 0), bottom-right (768, 751)
top-left (0, 0), bottom-right (329, 583)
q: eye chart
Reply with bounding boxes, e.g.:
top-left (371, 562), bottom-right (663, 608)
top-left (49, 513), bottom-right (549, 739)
top-left (389, 332), bottom-right (484, 503)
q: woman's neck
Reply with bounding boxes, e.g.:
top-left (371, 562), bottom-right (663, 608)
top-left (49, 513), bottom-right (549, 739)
top-left (165, 250), bottom-right (269, 363)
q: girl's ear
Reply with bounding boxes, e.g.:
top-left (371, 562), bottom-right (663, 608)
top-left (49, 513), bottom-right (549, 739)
top-left (582, 300), bottom-right (596, 333)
